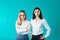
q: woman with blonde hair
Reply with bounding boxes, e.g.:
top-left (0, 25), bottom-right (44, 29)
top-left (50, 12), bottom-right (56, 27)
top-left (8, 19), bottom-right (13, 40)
top-left (16, 10), bottom-right (30, 40)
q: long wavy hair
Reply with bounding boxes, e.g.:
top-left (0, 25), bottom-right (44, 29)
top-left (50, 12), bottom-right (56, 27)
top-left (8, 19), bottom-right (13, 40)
top-left (17, 10), bottom-right (27, 25)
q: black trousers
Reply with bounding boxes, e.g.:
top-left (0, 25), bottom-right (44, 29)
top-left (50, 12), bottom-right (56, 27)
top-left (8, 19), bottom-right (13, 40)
top-left (31, 34), bottom-right (44, 40)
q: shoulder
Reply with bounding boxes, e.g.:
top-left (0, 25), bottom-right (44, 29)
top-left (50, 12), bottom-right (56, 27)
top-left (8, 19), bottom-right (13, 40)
top-left (16, 21), bottom-right (17, 24)
top-left (15, 21), bottom-right (18, 26)
top-left (30, 19), bottom-right (34, 22)
top-left (41, 18), bottom-right (47, 23)
top-left (25, 20), bottom-right (30, 24)
top-left (42, 18), bottom-right (46, 21)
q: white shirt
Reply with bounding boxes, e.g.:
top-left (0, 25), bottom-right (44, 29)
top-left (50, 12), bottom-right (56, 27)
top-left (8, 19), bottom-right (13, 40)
top-left (31, 19), bottom-right (51, 38)
top-left (16, 20), bottom-right (30, 35)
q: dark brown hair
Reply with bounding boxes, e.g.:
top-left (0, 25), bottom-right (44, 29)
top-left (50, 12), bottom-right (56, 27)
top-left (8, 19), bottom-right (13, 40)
top-left (33, 7), bottom-right (43, 19)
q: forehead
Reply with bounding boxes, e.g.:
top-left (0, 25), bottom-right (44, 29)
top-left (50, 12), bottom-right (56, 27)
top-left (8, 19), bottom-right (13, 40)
top-left (35, 9), bottom-right (39, 11)
top-left (20, 12), bottom-right (25, 15)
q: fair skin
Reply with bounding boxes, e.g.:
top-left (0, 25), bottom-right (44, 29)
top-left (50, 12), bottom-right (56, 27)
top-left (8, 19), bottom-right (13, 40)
top-left (17, 12), bottom-right (30, 32)
top-left (34, 9), bottom-right (45, 39)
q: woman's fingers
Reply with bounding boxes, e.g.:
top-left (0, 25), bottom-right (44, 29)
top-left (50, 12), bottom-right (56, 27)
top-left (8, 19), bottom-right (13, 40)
top-left (40, 36), bottom-right (45, 39)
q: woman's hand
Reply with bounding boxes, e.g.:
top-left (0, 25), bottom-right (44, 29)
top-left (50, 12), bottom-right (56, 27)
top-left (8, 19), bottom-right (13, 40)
top-left (30, 34), bottom-right (32, 38)
top-left (40, 36), bottom-right (45, 39)
top-left (27, 27), bottom-right (30, 32)
top-left (17, 19), bottom-right (22, 29)
top-left (17, 19), bottom-right (22, 25)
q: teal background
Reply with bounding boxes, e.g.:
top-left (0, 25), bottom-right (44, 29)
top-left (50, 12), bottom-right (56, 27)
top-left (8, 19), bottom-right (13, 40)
top-left (0, 0), bottom-right (60, 40)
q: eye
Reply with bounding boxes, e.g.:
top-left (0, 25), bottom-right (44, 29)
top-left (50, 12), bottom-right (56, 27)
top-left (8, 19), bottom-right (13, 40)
top-left (37, 11), bottom-right (39, 12)
top-left (34, 11), bottom-right (37, 13)
top-left (20, 15), bottom-right (25, 16)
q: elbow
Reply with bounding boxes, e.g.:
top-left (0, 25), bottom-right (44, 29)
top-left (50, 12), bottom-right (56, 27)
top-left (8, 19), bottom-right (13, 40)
top-left (47, 27), bottom-right (51, 32)
top-left (47, 27), bottom-right (51, 34)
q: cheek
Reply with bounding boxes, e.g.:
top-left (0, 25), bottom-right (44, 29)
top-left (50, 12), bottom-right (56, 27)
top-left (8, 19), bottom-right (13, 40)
top-left (24, 16), bottom-right (25, 19)
top-left (38, 13), bottom-right (40, 15)
top-left (20, 16), bottom-right (23, 18)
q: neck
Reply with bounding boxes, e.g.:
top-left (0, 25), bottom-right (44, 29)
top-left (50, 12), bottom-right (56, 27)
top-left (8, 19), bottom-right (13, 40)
top-left (22, 19), bottom-right (25, 22)
top-left (36, 16), bottom-right (40, 20)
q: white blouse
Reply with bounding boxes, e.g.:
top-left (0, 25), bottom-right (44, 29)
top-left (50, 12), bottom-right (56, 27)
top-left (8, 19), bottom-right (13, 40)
top-left (16, 20), bottom-right (30, 35)
top-left (31, 19), bottom-right (51, 38)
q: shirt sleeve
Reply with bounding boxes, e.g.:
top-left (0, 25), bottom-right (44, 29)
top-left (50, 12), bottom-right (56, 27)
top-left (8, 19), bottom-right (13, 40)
top-left (30, 19), bottom-right (33, 34)
top-left (15, 21), bottom-right (23, 34)
top-left (42, 19), bottom-right (51, 38)
top-left (26, 21), bottom-right (31, 34)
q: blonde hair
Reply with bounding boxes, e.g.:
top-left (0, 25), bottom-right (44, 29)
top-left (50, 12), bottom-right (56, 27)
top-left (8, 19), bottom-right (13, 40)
top-left (17, 10), bottom-right (27, 25)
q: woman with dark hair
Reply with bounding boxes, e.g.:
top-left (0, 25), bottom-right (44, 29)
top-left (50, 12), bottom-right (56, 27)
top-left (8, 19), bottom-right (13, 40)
top-left (16, 10), bottom-right (30, 40)
top-left (31, 7), bottom-right (51, 40)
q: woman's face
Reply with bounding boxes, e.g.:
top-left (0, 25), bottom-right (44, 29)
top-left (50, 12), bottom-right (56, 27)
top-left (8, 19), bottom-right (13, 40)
top-left (34, 9), bottom-right (40, 17)
top-left (20, 12), bottom-right (26, 20)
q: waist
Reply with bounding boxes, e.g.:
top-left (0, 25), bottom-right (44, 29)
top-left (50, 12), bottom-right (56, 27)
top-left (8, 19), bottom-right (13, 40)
top-left (17, 33), bottom-right (28, 36)
top-left (32, 31), bottom-right (43, 35)
top-left (17, 32), bottom-right (30, 35)
top-left (32, 34), bottom-right (43, 37)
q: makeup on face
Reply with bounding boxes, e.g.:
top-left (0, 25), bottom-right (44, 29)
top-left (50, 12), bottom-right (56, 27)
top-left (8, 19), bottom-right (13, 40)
top-left (20, 12), bottom-right (26, 20)
top-left (34, 9), bottom-right (40, 16)
top-left (20, 12), bottom-right (25, 16)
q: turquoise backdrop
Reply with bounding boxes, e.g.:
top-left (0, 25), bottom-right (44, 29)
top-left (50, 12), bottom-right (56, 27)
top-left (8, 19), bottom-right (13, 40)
top-left (0, 0), bottom-right (60, 40)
